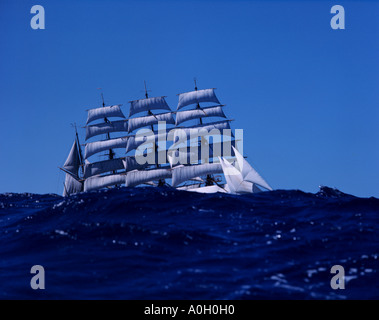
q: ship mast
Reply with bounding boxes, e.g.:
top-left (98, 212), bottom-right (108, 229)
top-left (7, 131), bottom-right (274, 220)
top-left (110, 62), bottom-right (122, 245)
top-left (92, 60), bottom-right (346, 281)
top-left (194, 78), bottom-right (203, 125)
top-left (143, 81), bottom-right (165, 187)
top-left (193, 78), bottom-right (213, 186)
top-left (100, 93), bottom-right (116, 174)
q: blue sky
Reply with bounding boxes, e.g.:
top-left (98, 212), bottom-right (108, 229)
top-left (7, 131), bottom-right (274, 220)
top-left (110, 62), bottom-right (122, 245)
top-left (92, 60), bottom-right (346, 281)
top-left (0, 0), bottom-right (378, 197)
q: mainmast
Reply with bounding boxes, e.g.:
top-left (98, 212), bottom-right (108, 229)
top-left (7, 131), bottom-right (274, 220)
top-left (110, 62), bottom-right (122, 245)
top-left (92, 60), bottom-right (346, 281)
top-left (125, 82), bottom-right (174, 188)
top-left (143, 81), bottom-right (165, 186)
top-left (101, 93), bottom-right (116, 164)
top-left (193, 78), bottom-right (213, 184)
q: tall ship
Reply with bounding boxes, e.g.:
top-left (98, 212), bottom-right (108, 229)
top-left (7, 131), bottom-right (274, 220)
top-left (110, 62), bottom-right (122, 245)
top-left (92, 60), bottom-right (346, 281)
top-left (60, 82), bottom-right (272, 196)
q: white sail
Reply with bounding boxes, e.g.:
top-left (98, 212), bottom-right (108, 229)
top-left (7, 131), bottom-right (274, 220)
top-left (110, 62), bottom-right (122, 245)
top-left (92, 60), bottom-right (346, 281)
top-left (63, 173), bottom-right (83, 196)
top-left (125, 169), bottom-right (172, 187)
top-left (175, 106), bottom-right (226, 126)
top-left (125, 132), bottom-right (167, 154)
top-left (128, 112), bottom-right (174, 133)
top-left (129, 96), bottom-right (171, 117)
top-left (125, 121), bottom-right (231, 155)
top-left (63, 140), bottom-right (81, 176)
top-left (85, 120), bottom-right (128, 140)
top-left (86, 105), bottom-right (125, 125)
top-left (84, 174), bottom-right (125, 192)
top-left (122, 156), bottom-right (150, 172)
top-left (177, 89), bottom-right (220, 110)
top-left (171, 163), bottom-right (223, 187)
top-left (167, 149), bottom-right (198, 167)
top-left (185, 185), bottom-right (227, 194)
top-left (83, 158), bottom-right (127, 179)
top-left (218, 157), bottom-right (252, 194)
top-left (84, 137), bottom-right (128, 159)
top-left (182, 120), bottom-right (231, 135)
top-left (167, 141), bottom-right (234, 167)
top-left (232, 147), bottom-right (272, 190)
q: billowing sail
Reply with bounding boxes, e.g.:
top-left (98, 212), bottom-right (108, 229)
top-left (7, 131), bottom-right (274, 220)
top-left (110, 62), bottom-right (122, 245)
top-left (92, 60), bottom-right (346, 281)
top-left (128, 112), bottom-right (174, 133)
top-left (171, 163), bottom-right (223, 187)
top-left (175, 106), bottom-right (226, 126)
top-left (63, 173), bottom-right (83, 196)
top-left (84, 174), bottom-right (125, 192)
top-left (125, 132), bottom-right (167, 154)
top-left (63, 140), bottom-right (81, 176)
top-left (84, 137), bottom-right (128, 159)
top-left (177, 89), bottom-right (220, 110)
top-left (232, 147), bottom-right (272, 190)
top-left (167, 141), bottom-right (235, 167)
top-left (122, 156), bottom-right (150, 172)
top-left (182, 120), bottom-right (231, 134)
top-left (83, 158), bottom-right (126, 179)
top-left (85, 120), bottom-right (128, 140)
top-left (125, 169), bottom-right (172, 187)
top-left (129, 96), bottom-right (171, 117)
top-left (167, 149), bottom-right (198, 167)
top-left (125, 119), bottom-right (231, 156)
top-left (86, 105), bottom-right (125, 125)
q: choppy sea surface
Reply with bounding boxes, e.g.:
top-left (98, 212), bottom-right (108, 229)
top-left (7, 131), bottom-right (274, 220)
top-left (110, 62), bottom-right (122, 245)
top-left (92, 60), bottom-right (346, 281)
top-left (0, 186), bottom-right (377, 299)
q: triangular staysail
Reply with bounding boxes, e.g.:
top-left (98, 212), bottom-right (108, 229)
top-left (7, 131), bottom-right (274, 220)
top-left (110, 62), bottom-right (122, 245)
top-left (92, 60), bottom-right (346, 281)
top-left (232, 147), bottom-right (272, 191)
top-left (62, 139), bottom-right (83, 196)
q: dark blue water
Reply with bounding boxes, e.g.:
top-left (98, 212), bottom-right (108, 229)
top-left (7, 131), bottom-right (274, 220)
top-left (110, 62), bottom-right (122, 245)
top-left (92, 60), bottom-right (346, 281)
top-left (0, 186), bottom-right (378, 299)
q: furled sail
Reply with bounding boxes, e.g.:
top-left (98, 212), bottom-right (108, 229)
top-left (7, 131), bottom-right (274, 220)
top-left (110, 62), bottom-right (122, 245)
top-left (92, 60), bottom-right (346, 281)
top-left (63, 140), bottom-right (81, 177)
top-left (84, 137), bottom-right (128, 159)
top-left (125, 169), bottom-right (172, 187)
top-left (86, 105), bottom-right (125, 125)
top-left (129, 96), bottom-right (171, 117)
top-left (171, 163), bottom-right (223, 187)
top-left (85, 120), bottom-right (128, 140)
top-left (232, 147), bottom-right (272, 190)
top-left (177, 89), bottom-right (220, 110)
top-left (63, 173), bottom-right (83, 196)
top-left (175, 106), bottom-right (226, 126)
top-left (128, 112), bottom-right (174, 133)
top-left (84, 174), bottom-right (125, 192)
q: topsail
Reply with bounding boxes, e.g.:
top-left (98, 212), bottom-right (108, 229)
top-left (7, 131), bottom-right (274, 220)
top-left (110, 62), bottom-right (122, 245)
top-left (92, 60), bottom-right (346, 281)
top-left (175, 105), bottom-right (226, 126)
top-left (85, 120), bottom-right (128, 140)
